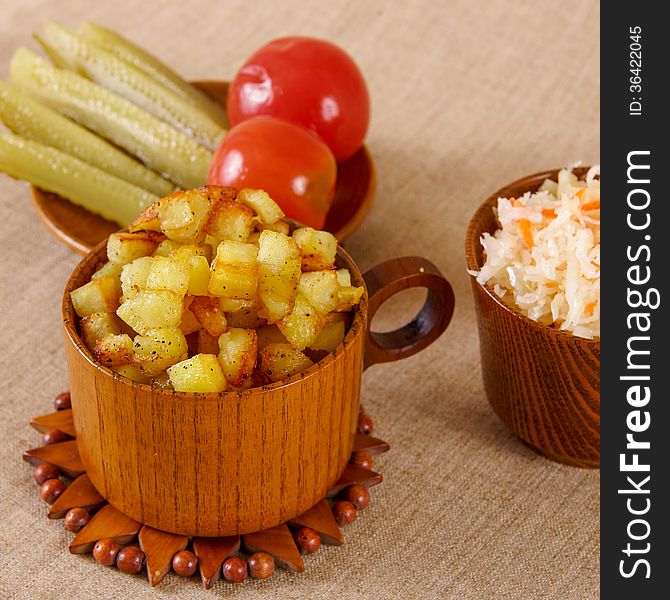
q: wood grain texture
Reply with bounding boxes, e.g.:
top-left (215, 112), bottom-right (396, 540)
top-left (30, 409), bottom-right (76, 437)
top-left (69, 504), bottom-right (141, 554)
top-left (326, 463), bottom-right (383, 497)
top-left (288, 499), bottom-right (343, 545)
top-left (48, 474), bottom-right (105, 519)
top-left (465, 168), bottom-right (600, 468)
top-left (31, 80), bottom-right (376, 254)
top-left (242, 524), bottom-right (304, 573)
top-left (63, 241), bottom-right (366, 537)
top-left (192, 536), bottom-right (241, 589)
top-left (138, 525), bottom-right (189, 587)
top-left (23, 440), bottom-right (85, 478)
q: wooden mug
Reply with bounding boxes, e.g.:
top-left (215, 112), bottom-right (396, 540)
top-left (465, 168), bottom-right (600, 468)
top-left (63, 242), bottom-right (454, 536)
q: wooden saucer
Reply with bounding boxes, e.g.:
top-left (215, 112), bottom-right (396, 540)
top-left (30, 80), bottom-right (376, 254)
top-left (24, 401), bottom-right (388, 588)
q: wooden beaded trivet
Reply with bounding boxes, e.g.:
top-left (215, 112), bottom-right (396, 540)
top-left (23, 392), bottom-right (389, 588)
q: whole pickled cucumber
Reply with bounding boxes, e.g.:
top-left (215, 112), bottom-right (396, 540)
top-left (10, 48), bottom-right (212, 189)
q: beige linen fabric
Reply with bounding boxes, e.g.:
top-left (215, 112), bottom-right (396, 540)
top-left (0, 0), bottom-right (599, 598)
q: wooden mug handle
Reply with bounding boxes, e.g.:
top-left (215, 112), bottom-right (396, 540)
top-left (362, 256), bottom-right (455, 370)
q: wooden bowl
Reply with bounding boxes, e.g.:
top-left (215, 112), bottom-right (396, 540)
top-left (465, 168), bottom-right (600, 468)
top-left (31, 80), bottom-right (376, 254)
top-left (63, 243), bottom-right (454, 536)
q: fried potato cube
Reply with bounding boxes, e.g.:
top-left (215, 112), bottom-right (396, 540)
top-left (179, 305), bottom-right (202, 335)
top-left (187, 255), bottom-right (211, 296)
top-left (257, 230), bottom-right (301, 323)
top-left (120, 257), bottom-right (153, 300)
top-left (167, 354), bottom-right (228, 393)
top-left (292, 227), bottom-right (337, 271)
top-left (145, 257), bottom-right (189, 296)
top-left (256, 220), bottom-right (290, 235)
top-left (237, 188), bottom-right (284, 224)
top-left (107, 231), bottom-right (164, 265)
top-left (336, 285), bottom-right (365, 312)
top-left (91, 261), bottom-right (123, 282)
top-left (80, 311), bottom-right (123, 351)
top-left (112, 364), bottom-right (150, 384)
top-left (218, 328), bottom-right (257, 386)
top-left (256, 325), bottom-right (287, 351)
top-left (129, 202), bottom-right (160, 233)
top-left (298, 271), bottom-right (339, 314)
top-left (225, 306), bottom-right (266, 329)
top-left (190, 296), bottom-right (227, 336)
top-left (277, 294), bottom-right (326, 350)
top-left (335, 269), bottom-right (351, 287)
top-left (168, 244), bottom-right (212, 262)
top-left (204, 197), bottom-right (255, 243)
top-left (196, 329), bottom-right (220, 354)
top-left (158, 189), bottom-right (214, 244)
top-left (218, 297), bottom-right (255, 313)
top-left (208, 241), bottom-right (259, 300)
top-left (117, 290), bottom-right (183, 334)
top-left (71, 276), bottom-right (121, 317)
top-left (259, 343), bottom-right (313, 383)
top-left (309, 313), bottom-right (347, 352)
top-left (133, 327), bottom-right (188, 377)
top-left (153, 239), bottom-right (182, 257)
top-left (93, 333), bottom-right (134, 367)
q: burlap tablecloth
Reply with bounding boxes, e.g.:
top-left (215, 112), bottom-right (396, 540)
top-left (0, 1), bottom-right (599, 598)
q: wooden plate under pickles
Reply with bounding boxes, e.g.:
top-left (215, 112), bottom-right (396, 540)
top-left (31, 81), bottom-right (376, 253)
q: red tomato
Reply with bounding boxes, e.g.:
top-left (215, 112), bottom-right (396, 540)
top-left (207, 116), bottom-right (337, 228)
top-left (227, 36), bottom-right (370, 162)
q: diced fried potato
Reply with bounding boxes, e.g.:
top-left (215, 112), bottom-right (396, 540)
top-left (71, 276), bottom-right (121, 317)
top-left (168, 244), bottom-right (212, 262)
top-left (204, 197), bottom-right (254, 243)
top-left (153, 239), bottom-right (182, 257)
top-left (336, 285), bottom-right (365, 312)
top-left (112, 364), bottom-right (151, 384)
top-left (259, 343), bottom-right (313, 383)
top-left (107, 231), bottom-right (164, 265)
top-left (133, 327), bottom-right (188, 376)
top-left (93, 333), bottom-right (134, 367)
top-left (189, 296), bottom-right (227, 336)
top-left (225, 306), bottom-right (266, 329)
top-left (256, 325), bottom-right (287, 351)
top-left (80, 311), bottom-right (123, 351)
top-left (150, 372), bottom-right (173, 389)
top-left (167, 354), bottom-right (228, 392)
top-left (277, 294), bottom-right (326, 350)
top-left (196, 329), bottom-right (220, 354)
top-left (257, 230), bottom-right (301, 323)
top-left (145, 256), bottom-right (189, 296)
top-left (298, 271), bottom-right (339, 314)
top-left (129, 203), bottom-right (160, 233)
top-left (309, 313), bottom-right (347, 351)
top-left (187, 255), bottom-right (211, 296)
top-left (218, 297), bottom-right (254, 313)
top-left (158, 189), bottom-right (214, 243)
top-left (335, 269), bottom-right (351, 287)
top-left (117, 290), bottom-right (183, 334)
top-left (179, 306), bottom-right (201, 335)
top-left (208, 241), bottom-right (259, 300)
top-left (120, 257), bottom-right (153, 300)
top-left (292, 227), bottom-right (337, 271)
top-left (237, 188), bottom-right (284, 223)
top-left (257, 220), bottom-right (290, 235)
top-left (218, 328), bottom-right (257, 386)
top-left (91, 261), bottom-right (123, 281)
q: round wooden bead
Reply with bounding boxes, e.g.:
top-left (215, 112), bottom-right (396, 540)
top-left (40, 478), bottom-right (65, 504)
top-left (222, 556), bottom-right (248, 583)
top-left (93, 538), bottom-right (120, 566)
top-left (54, 391), bottom-right (72, 411)
top-left (350, 450), bottom-right (373, 470)
top-left (344, 484), bottom-right (370, 510)
top-left (43, 428), bottom-right (68, 446)
top-left (332, 500), bottom-right (357, 526)
top-left (33, 463), bottom-right (59, 485)
top-left (295, 527), bottom-right (321, 554)
top-left (247, 552), bottom-right (275, 580)
top-left (64, 508), bottom-right (90, 533)
top-left (116, 546), bottom-right (145, 574)
top-left (172, 550), bottom-right (198, 577)
top-left (357, 412), bottom-right (374, 434)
